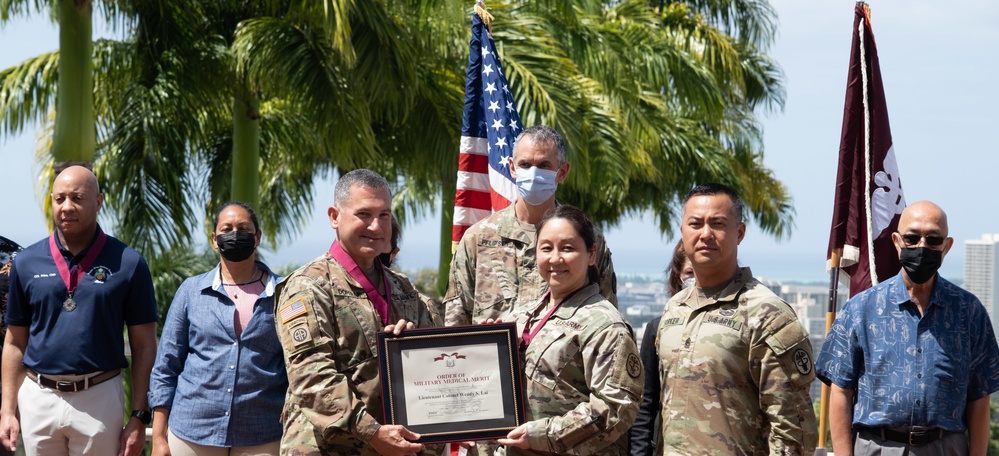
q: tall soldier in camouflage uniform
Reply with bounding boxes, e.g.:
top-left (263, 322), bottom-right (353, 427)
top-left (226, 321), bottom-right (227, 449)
top-left (444, 125), bottom-right (617, 328)
top-left (274, 169), bottom-right (435, 456)
top-left (656, 183), bottom-right (817, 455)
top-left (497, 206), bottom-right (641, 455)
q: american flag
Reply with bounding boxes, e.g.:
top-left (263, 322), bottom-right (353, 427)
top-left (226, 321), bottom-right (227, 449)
top-left (452, 10), bottom-right (523, 246)
top-left (279, 299), bottom-right (306, 323)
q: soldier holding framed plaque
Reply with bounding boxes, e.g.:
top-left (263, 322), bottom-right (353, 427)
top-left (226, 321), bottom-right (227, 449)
top-left (497, 206), bottom-right (642, 455)
top-left (274, 170), bottom-right (437, 456)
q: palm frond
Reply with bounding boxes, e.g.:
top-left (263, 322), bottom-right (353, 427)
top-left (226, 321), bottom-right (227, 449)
top-left (0, 51), bottom-right (58, 139)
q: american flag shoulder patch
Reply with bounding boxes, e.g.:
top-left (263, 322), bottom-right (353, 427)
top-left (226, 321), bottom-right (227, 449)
top-left (279, 299), bottom-right (307, 324)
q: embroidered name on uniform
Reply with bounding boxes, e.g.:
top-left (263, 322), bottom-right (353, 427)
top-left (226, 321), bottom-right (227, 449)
top-left (662, 317), bottom-right (683, 327)
top-left (477, 239), bottom-right (505, 248)
top-left (705, 315), bottom-right (742, 331)
top-left (552, 320), bottom-right (585, 331)
top-left (279, 299), bottom-right (307, 323)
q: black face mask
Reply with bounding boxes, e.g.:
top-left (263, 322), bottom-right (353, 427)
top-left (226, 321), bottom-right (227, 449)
top-left (378, 252), bottom-right (392, 268)
top-left (899, 246), bottom-right (942, 284)
top-left (216, 231), bottom-right (257, 262)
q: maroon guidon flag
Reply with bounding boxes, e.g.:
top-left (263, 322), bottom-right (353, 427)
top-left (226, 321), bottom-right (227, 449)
top-left (827, 2), bottom-right (905, 297)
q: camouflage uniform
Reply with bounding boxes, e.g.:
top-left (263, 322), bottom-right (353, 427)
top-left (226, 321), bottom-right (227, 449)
top-left (444, 205), bottom-right (616, 327)
top-left (656, 268), bottom-right (817, 456)
top-left (275, 253), bottom-right (436, 456)
top-left (500, 283), bottom-right (642, 456)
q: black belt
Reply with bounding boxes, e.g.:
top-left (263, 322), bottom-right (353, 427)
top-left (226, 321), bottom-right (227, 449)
top-left (27, 369), bottom-right (121, 393)
top-left (858, 426), bottom-right (948, 446)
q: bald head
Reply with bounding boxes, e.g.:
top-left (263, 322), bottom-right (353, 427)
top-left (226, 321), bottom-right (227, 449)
top-left (54, 166), bottom-right (100, 194)
top-left (52, 166), bottom-right (104, 246)
top-left (893, 200), bottom-right (953, 263)
top-left (898, 201), bottom-right (948, 237)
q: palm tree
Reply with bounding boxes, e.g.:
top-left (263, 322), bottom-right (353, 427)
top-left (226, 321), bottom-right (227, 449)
top-left (0, 0), bottom-right (101, 166)
top-left (2, 0), bottom-right (794, 296)
top-left (2, 0), bottom-right (431, 255)
top-left (382, 0), bottom-right (792, 290)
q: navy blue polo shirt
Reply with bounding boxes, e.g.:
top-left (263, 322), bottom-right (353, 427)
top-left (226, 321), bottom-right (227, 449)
top-left (6, 228), bottom-right (157, 374)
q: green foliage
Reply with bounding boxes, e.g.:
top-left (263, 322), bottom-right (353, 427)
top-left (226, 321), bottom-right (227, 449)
top-left (403, 267), bottom-right (444, 302)
top-left (144, 245), bottom-right (218, 333)
top-left (989, 399), bottom-right (999, 456)
top-left (1, 0), bottom-right (794, 292)
top-left (812, 398), bottom-right (833, 451)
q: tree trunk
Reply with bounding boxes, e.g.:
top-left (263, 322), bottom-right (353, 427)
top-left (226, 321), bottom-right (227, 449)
top-left (231, 90), bottom-right (261, 208)
top-left (51, 0), bottom-right (95, 167)
top-left (436, 180), bottom-right (455, 296)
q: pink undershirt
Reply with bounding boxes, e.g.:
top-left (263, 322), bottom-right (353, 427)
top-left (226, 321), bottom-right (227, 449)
top-left (224, 277), bottom-right (265, 338)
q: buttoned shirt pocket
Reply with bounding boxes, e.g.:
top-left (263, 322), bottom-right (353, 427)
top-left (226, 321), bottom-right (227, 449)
top-left (473, 245), bottom-right (518, 316)
top-left (331, 301), bottom-right (376, 371)
top-left (526, 331), bottom-right (579, 394)
top-left (390, 290), bottom-right (424, 323)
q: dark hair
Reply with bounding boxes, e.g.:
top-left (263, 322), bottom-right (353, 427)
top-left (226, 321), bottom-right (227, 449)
top-left (683, 183), bottom-right (744, 223)
top-left (514, 125), bottom-right (566, 165)
top-left (334, 169), bottom-right (391, 207)
top-left (213, 201), bottom-right (260, 234)
top-left (666, 239), bottom-right (687, 295)
top-left (538, 205), bottom-right (599, 284)
top-left (379, 214), bottom-right (402, 267)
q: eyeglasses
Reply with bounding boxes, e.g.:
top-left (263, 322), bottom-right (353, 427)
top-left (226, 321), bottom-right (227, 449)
top-left (898, 233), bottom-right (946, 247)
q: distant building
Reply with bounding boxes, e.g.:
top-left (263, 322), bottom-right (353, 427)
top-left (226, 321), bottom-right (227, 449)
top-left (769, 280), bottom-right (847, 400)
top-left (965, 234), bottom-right (999, 336)
top-left (620, 273), bottom-right (848, 400)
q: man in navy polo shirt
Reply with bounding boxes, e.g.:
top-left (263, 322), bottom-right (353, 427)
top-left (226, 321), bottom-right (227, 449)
top-left (0, 166), bottom-right (158, 456)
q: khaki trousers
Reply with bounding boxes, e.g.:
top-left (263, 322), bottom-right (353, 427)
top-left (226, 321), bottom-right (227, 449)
top-left (18, 373), bottom-right (124, 456)
top-left (168, 430), bottom-right (279, 456)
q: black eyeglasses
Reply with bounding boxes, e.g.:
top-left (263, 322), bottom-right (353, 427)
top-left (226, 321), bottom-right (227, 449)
top-left (898, 233), bottom-right (946, 247)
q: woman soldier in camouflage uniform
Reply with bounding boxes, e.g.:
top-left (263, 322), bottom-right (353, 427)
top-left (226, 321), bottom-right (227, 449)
top-left (497, 206), bottom-right (641, 455)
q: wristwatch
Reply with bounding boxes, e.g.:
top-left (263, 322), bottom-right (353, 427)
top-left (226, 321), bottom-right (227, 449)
top-left (131, 409), bottom-right (152, 425)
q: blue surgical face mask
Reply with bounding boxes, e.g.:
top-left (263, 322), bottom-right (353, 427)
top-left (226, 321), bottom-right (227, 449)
top-left (515, 166), bottom-right (559, 206)
top-left (682, 277), bottom-right (695, 289)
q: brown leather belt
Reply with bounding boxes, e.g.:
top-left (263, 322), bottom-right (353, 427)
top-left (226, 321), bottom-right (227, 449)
top-left (27, 369), bottom-right (121, 393)
top-left (858, 426), bottom-right (948, 446)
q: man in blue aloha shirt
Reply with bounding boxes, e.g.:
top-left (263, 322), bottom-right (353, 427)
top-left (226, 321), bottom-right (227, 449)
top-left (817, 200), bottom-right (999, 456)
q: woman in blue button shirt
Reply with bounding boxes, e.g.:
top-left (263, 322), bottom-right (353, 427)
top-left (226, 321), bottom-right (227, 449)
top-left (149, 202), bottom-right (287, 455)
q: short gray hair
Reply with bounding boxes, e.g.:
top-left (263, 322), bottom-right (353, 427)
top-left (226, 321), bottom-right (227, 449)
top-left (334, 169), bottom-right (391, 207)
top-left (514, 125), bottom-right (566, 165)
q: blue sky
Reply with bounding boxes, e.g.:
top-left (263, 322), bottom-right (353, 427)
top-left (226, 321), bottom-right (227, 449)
top-left (2, 1), bottom-right (997, 284)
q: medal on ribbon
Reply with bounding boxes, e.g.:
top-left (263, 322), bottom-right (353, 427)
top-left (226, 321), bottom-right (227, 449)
top-left (48, 228), bottom-right (108, 312)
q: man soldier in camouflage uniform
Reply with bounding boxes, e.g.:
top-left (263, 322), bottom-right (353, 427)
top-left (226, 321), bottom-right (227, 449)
top-left (444, 125), bottom-right (616, 327)
top-left (275, 169), bottom-right (436, 456)
top-left (657, 183), bottom-right (817, 455)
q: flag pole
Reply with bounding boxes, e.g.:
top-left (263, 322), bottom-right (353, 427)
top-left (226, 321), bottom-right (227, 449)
top-left (816, 248), bottom-right (842, 454)
top-left (474, 0), bottom-right (493, 31)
